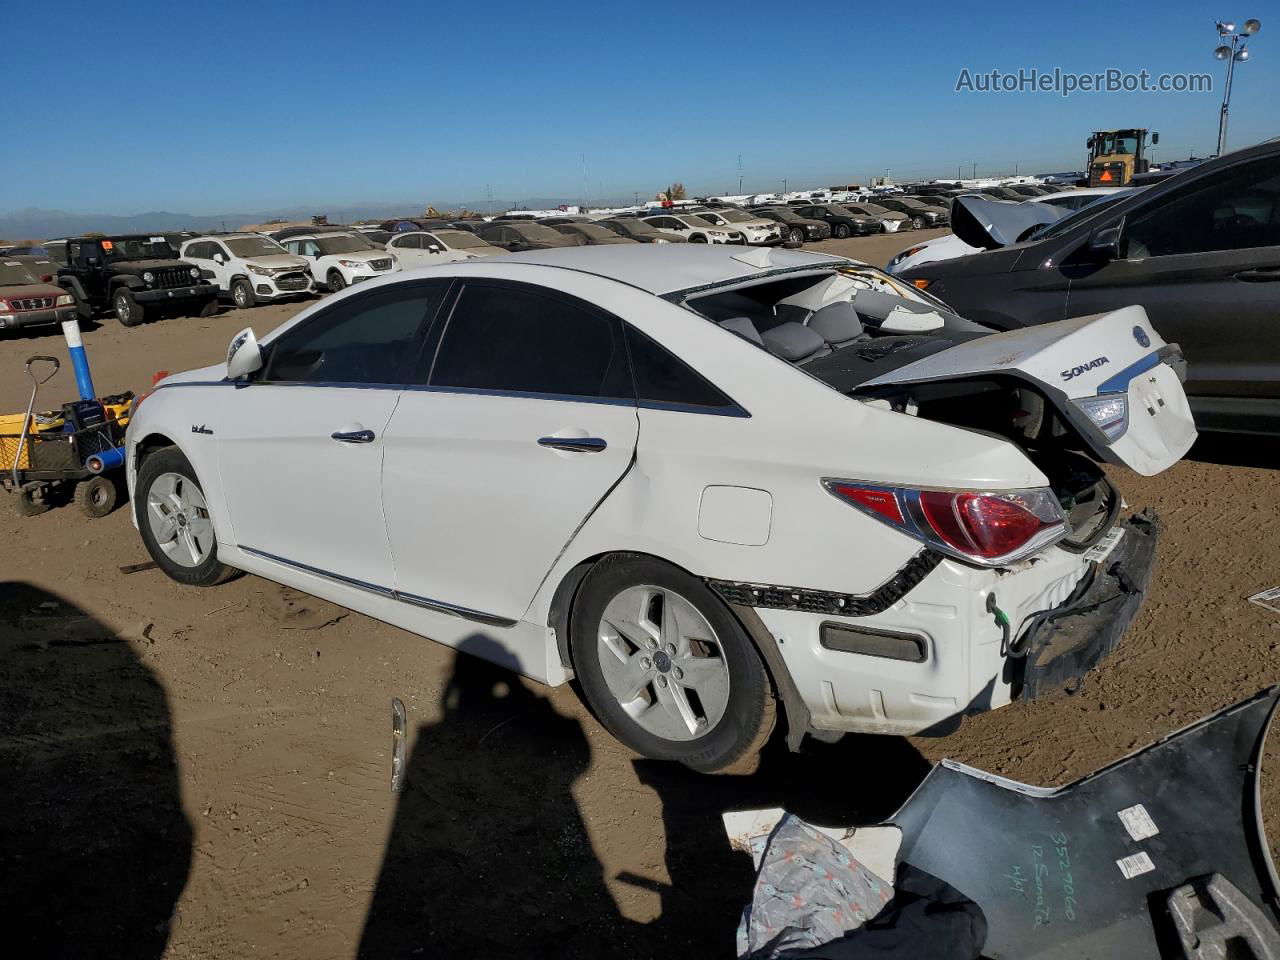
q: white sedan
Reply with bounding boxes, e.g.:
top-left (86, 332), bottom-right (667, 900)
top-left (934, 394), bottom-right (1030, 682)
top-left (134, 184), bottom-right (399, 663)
top-left (125, 246), bottom-right (1195, 770)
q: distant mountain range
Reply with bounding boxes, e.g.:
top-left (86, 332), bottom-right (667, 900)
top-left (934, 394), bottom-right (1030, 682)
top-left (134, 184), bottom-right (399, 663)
top-left (0, 197), bottom-right (639, 240)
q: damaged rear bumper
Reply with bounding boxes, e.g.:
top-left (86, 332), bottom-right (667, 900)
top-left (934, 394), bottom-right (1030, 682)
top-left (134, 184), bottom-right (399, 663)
top-left (1011, 511), bottom-right (1159, 701)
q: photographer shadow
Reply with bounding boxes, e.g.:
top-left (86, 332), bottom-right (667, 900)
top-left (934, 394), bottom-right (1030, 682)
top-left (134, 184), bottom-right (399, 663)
top-left (0, 581), bottom-right (192, 959)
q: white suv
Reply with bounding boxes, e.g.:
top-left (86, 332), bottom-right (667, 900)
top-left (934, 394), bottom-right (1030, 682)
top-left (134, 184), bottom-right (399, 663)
top-left (278, 231), bottom-right (400, 291)
top-left (642, 213), bottom-right (741, 244)
top-left (384, 229), bottom-right (503, 267)
top-left (126, 246), bottom-right (1194, 771)
top-left (180, 234), bottom-right (314, 309)
top-left (693, 208), bottom-right (782, 245)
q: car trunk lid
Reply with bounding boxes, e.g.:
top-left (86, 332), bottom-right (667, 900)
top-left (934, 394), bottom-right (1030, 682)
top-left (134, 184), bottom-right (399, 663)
top-left (852, 305), bottom-right (1197, 475)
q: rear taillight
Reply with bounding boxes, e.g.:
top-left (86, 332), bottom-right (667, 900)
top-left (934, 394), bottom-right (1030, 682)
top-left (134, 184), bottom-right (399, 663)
top-left (825, 480), bottom-right (1066, 566)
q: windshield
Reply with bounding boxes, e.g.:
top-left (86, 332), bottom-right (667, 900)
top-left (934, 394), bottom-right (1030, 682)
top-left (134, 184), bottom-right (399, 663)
top-left (766, 209), bottom-right (799, 221)
top-left (851, 204), bottom-right (888, 216)
top-left (314, 234), bottom-right (376, 255)
top-left (715, 209), bottom-right (754, 223)
top-left (512, 224), bottom-right (565, 241)
top-left (226, 236), bottom-right (288, 258)
top-left (1027, 193), bottom-right (1132, 242)
top-left (102, 237), bottom-right (177, 260)
top-left (0, 261), bottom-right (38, 285)
top-left (435, 230), bottom-right (487, 249)
top-left (1095, 132), bottom-right (1139, 156)
top-left (613, 219), bottom-right (655, 235)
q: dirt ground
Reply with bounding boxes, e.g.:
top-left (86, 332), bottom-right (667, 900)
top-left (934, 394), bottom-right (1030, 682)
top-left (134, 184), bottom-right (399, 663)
top-left (2, 231), bottom-right (1278, 959)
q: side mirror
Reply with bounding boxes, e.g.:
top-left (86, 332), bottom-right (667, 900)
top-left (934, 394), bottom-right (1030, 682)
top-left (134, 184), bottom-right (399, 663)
top-left (428, 245), bottom-right (442, 253)
top-left (1088, 224), bottom-right (1122, 261)
top-left (226, 327), bottom-right (263, 380)
top-left (213, 253), bottom-right (226, 264)
top-left (1086, 137), bottom-right (1093, 149)
top-left (1151, 132), bottom-right (1159, 145)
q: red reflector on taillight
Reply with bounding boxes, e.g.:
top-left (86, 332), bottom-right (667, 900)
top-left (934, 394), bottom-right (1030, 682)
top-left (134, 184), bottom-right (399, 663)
top-left (831, 484), bottom-right (904, 525)
top-left (152, 370), bottom-right (169, 385)
top-left (919, 491), bottom-right (1050, 560)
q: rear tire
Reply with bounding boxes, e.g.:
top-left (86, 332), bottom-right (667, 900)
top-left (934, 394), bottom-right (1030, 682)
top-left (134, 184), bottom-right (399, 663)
top-left (16, 482), bottom-right (50, 517)
top-left (135, 447), bottom-right (238, 587)
top-left (76, 475), bottom-right (119, 518)
top-left (327, 270), bottom-right (346, 292)
top-left (113, 288), bottom-right (145, 327)
top-left (231, 279), bottom-right (255, 310)
top-left (569, 555), bottom-right (775, 772)
top-left (833, 223), bottom-right (851, 239)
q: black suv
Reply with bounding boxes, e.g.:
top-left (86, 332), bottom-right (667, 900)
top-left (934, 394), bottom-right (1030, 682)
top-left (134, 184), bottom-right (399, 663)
top-left (58, 235), bottom-right (219, 327)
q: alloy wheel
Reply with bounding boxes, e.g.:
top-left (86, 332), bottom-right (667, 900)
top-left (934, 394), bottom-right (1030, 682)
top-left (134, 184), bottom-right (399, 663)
top-left (596, 585), bottom-right (731, 741)
top-left (146, 472), bottom-right (215, 568)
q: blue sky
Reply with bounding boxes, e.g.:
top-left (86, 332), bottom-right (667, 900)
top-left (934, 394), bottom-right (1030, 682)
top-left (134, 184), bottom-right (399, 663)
top-left (6, 0), bottom-right (1275, 214)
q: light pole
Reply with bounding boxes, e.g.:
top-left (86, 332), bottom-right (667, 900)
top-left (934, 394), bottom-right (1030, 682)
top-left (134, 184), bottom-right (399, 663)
top-left (1214, 18), bottom-right (1261, 156)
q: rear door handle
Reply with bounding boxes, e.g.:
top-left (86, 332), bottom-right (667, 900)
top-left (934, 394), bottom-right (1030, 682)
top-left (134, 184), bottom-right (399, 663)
top-left (331, 429), bottom-right (375, 444)
top-left (538, 436), bottom-right (607, 453)
top-left (1235, 267), bottom-right (1280, 282)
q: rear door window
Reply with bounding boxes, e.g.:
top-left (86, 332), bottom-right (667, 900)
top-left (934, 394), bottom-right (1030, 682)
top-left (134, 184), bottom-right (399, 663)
top-left (422, 281), bottom-right (632, 401)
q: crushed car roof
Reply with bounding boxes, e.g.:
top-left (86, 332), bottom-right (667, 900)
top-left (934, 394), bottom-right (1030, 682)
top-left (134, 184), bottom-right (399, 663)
top-left (501, 245), bottom-right (848, 295)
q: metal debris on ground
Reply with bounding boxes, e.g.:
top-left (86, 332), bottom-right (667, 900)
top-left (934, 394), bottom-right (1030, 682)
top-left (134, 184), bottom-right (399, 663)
top-left (119, 561), bottom-right (158, 575)
top-left (1248, 587), bottom-right (1280, 615)
top-left (390, 698), bottom-right (407, 793)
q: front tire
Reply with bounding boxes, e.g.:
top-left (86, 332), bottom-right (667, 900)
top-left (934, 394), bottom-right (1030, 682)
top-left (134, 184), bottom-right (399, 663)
top-left (327, 269), bottom-right (346, 292)
top-left (569, 555), bottom-right (775, 772)
top-left (231, 278), bottom-right (255, 310)
top-left (113, 288), bottom-right (145, 327)
top-left (135, 447), bottom-right (238, 587)
top-left (833, 223), bottom-right (851, 239)
top-left (911, 216), bottom-right (926, 229)
top-left (688, 234), bottom-right (707, 243)
top-left (788, 228), bottom-right (805, 244)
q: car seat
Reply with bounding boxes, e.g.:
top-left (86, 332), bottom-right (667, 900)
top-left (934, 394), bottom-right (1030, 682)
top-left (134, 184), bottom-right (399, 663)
top-left (804, 301), bottom-right (865, 349)
top-left (760, 322), bottom-right (830, 364)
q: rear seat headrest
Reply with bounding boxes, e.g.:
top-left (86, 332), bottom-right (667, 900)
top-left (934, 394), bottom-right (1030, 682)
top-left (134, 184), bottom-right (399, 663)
top-left (760, 322), bottom-right (829, 363)
top-left (806, 301), bottom-right (864, 346)
top-left (719, 316), bottom-right (764, 346)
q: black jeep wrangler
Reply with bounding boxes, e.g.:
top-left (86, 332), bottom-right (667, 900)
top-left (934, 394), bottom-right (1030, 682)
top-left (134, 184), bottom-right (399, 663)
top-left (57, 235), bottom-right (219, 327)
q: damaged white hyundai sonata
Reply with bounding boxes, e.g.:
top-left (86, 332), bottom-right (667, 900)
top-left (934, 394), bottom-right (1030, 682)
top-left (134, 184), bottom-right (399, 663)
top-left (126, 245), bottom-right (1196, 771)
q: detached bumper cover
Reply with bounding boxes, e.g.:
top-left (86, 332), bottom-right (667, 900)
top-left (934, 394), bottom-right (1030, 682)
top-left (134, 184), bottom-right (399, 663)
top-left (1013, 511), bottom-right (1159, 701)
top-left (891, 687), bottom-right (1280, 959)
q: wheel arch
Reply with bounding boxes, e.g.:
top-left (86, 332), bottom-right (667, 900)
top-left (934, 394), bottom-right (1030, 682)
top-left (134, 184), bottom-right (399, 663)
top-left (546, 549), bottom-right (811, 751)
top-left (132, 430), bottom-right (179, 472)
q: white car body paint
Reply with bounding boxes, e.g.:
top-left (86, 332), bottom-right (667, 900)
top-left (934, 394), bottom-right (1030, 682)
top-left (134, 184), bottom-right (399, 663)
top-left (384, 230), bottom-right (502, 268)
top-left (126, 246), bottom-right (1191, 738)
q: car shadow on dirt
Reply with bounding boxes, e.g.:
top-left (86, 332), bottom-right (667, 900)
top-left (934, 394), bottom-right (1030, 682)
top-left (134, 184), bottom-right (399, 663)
top-left (357, 637), bottom-right (930, 958)
top-left (0, 581), bottom-right (192, 958)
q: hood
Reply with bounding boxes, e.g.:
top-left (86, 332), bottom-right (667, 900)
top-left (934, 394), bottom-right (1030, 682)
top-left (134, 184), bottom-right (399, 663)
top-left (900, 242), bottom-right (1026, 281)
top-left (951, 195), bottom-right (1065, 250)
top-left (157, 360), bottom-right (226, 387)
top-left (0, 282), bottom-right (64, 299)
top-left (110, 258), bottom-right (194, 274)
top-left (243, 254), bottom-right (310, 270)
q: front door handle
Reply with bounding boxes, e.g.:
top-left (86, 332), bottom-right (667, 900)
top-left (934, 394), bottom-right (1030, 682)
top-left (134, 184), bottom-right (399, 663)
top-left (331, 429), bottom-right (375, 444)
top-left (1235, 267), bottom-right (1280, 282)
top-left (538, 436), bottom-right (607, 453)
